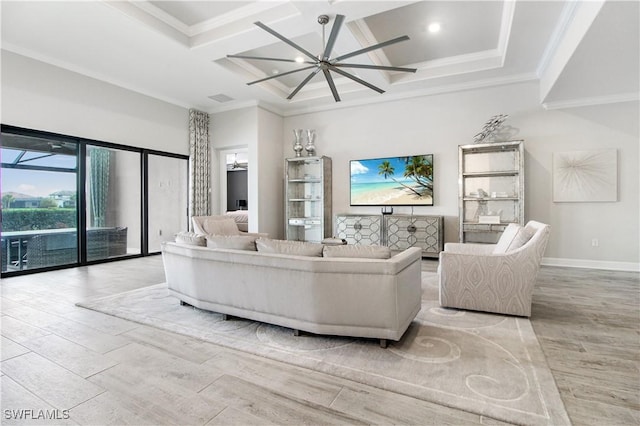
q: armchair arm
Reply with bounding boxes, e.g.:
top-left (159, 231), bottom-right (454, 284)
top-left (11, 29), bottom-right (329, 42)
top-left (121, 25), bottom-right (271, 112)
top-left (443, 242), bottom-right (495, 255)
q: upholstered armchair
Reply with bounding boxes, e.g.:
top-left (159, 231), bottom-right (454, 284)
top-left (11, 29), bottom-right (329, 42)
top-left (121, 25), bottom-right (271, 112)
top-left (438, 221), bottom-right (550, 317)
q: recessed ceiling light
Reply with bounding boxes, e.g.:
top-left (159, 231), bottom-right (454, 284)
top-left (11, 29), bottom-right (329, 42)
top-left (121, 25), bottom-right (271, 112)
top-left (272, 69), bottom-right (280, 75)
top-left (294, 56), bottom-right (304, 63)
top-left (428, 22), bottom-right (441, 33)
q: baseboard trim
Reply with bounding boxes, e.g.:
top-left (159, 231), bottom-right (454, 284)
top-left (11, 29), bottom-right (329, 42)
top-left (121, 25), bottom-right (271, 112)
top-left (542, 257), bottom-right (640, 272)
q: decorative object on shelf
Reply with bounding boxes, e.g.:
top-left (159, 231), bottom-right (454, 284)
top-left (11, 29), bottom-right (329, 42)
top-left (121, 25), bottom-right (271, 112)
top-left (473, 114), bottom-right (509, 143)
top-left (350, 154), bottom-right (434, 206)
top-left (552, 149), bottom-right (617, 202)
top-left (292, 129), bottom-right (304, 157)
top-left (227, 15), bottom-right (416, 102)
top-left (305, 129), bottom-right (317, 157)
top-left (478, 215), bottom-right (501, 224)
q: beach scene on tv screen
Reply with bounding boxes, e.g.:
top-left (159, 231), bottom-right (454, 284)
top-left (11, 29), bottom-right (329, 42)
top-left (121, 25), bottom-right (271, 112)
top-left (350, 155), bottom-right (433, 205)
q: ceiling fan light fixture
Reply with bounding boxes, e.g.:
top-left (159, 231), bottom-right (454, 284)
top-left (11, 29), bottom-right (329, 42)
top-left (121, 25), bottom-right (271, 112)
top-left (227, 14), bottom-right (417, 102)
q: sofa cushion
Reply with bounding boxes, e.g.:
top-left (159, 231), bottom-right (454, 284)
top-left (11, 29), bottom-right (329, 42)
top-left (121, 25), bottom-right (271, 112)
top-left (206, 235), bottom-right (258, 251)
top-left (323, 244), bottom-right (391, 259)
top-left (256, 238), bottom-right (324, 257)
top-left (175, 232), bottom-right (206, 247)
top-left (201, 217), bottom-right (241, 236)
top-left (494, 223), bottom-right (534, 254)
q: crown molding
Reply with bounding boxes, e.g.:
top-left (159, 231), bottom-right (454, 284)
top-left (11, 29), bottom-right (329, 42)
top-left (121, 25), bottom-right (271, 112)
top-left (283, 72), bottom-right (538, 117)
top-left (205, 99), bottom-right (284, 117)
top-left (497, 0), bottom-right (516, 66)
top-left (536, 1), bottom-right (579, 78)
top-left (542, 92), bottom-right (640, 110)
top-left (125, 1), bottom-right (289, 38)
top-left (103, 1), bottom-right (189, 47)
top-left (2, 45), bottom-right (193, 110)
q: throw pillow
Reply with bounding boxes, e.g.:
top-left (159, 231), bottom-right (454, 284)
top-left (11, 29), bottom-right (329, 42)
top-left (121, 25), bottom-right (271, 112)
top-left (323, 244), bottom-right (391, 259)
top-left (256, 238), bottom-right (324, 257)
top-left (509, 226), bottom-right (535, 251)
top-left (206, 235), bottom-right (258, 251)
top-left (202, 217), bottom-right (241, 236)
top-left (493, 223), bottom-right (534, 254)
top-left (493, 223), bottom-right (521, 254)
top-left (175, 232), bottom-right (206, 247)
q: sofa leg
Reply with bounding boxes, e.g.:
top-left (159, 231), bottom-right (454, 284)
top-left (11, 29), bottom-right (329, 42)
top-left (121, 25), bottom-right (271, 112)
top-left (293, 329), bottom-right (300, 336)
top-left (379, 339), bottom-right (388, 349)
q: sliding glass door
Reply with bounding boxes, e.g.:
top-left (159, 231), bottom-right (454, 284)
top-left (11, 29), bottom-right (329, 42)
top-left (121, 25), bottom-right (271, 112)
top-left (1, 133), bottom-right (78, 272)
top-left (1, 125), bottom-right (189, 277)
top-left (85, 145), bottom-right (141, 261)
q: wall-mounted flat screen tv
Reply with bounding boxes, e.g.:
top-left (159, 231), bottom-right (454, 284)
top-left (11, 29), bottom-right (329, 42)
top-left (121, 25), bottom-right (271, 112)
top-left (350, 155), bottom-right (434, 206)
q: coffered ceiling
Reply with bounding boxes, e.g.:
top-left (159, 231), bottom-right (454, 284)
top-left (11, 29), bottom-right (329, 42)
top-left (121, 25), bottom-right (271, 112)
top-left (1, 1), bottom-right (638, 115)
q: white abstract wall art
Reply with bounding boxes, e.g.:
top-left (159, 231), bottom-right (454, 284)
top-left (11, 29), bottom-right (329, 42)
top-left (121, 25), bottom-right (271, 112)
top-left (552, 149), bottom-right (618, 202)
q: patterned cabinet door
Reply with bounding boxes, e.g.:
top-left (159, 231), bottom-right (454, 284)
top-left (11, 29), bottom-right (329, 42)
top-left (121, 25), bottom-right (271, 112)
top-left (335, 215), bottom-right (382, 245)
top-left (383, 215), bottom-right (444, 257)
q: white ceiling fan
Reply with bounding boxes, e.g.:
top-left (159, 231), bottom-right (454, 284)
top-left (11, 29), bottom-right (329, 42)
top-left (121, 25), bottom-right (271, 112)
top-left (228, 14), bottom-right (417, 102)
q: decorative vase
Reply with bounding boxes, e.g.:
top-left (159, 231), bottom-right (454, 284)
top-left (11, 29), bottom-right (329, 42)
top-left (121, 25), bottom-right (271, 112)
top-left (305, 129), bottom-right (316, 157)
top-left (292, 129), bottom-right (304, 157)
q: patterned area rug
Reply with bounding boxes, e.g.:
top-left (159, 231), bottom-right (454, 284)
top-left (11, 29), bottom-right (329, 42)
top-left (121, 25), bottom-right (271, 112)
top-left (77, 272), bottom-right (569, 425)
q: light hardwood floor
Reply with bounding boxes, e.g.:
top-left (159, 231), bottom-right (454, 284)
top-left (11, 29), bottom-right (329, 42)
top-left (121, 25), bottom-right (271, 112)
top-left (1, 257), bottom-right (638, 425)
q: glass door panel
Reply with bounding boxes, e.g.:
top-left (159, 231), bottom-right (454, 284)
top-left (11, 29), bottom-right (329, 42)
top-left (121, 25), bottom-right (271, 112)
top-left (85, 145), bottom-right (141, 261)
top-left (147, 154), bottom-right (188, 253)
top-left (1, 132), bottom-right (78, 271)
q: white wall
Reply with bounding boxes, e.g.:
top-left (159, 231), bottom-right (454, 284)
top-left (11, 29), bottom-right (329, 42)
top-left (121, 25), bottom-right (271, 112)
top-left (257, 107), bottom-right (284, 239)
top-left (284, 81), bottom-right (639, 269)
top-left (210, 106), bottom-right (284, 238)
top-left (1, 51), bottom-right (189, 154)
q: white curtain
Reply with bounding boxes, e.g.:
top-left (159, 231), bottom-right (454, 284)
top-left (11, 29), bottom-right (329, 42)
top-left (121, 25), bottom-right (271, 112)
top-left (188, 109), bottom-right (211, 227)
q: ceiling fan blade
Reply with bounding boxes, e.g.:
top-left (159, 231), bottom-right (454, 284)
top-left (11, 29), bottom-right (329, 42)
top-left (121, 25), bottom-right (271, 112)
top-left (333, 35), bottom-right (410, 62)
top-left (323, 68), bottom-right (341, 102)
top-left (334, 63), bottom-right (417, 73)
top-left (322, 14), bottom-right (345, 61)
top-left (329, 66), bottom-right (385, 94)
top-left (227, 54), bottom-right (315, 64)
top-left (287, 69), bottom-right (321, 100)
top-left (254, 21), bottom-right (318, 62)
top-left (247, 65), bottom-right (316, 85)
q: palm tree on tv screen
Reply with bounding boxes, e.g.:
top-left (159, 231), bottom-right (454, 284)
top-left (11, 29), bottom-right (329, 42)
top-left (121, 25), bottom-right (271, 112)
top-left (403, 156), bottom-right (433, 194)
top-left (377, 160), bottom-right (421, 197)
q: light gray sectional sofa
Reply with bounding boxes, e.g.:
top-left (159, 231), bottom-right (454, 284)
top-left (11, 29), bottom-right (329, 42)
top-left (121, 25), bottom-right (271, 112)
top-left (161, 242), bottom-right (423, 347)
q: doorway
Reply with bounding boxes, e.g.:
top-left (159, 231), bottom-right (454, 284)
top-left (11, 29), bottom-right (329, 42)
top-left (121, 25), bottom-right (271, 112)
top-left (218, 148), bottom-right (248, 213)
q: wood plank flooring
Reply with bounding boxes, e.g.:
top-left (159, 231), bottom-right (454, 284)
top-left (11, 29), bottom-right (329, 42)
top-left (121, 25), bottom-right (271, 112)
top-left (1, 256), bottom-right (638, 425)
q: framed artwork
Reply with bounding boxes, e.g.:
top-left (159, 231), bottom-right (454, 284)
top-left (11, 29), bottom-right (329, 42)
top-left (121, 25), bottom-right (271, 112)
top-left (552, 149), bottom-right (617, 202)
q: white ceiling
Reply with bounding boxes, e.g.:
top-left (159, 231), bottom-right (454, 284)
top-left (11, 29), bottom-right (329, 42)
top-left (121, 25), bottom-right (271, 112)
top-left (1, 1), bottom-right (638, 115)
